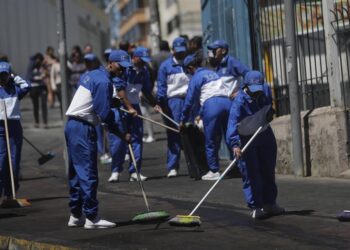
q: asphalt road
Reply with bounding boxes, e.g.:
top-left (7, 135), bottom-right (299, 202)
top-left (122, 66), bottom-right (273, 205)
top-left (1, 97), bottom-right (350, 250)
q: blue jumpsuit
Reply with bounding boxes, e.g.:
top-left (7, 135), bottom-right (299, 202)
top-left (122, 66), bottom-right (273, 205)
top-left (181, 68), bottom-right (232, 173)
top-left (216, 55), bottom-right (250, 96)
top-left (65, 68), bottom-right (122, 220)
top-left (0, 75), bottom-right (31, 198)
top-left (157, 57), bottom-right (190, 171)
top-left (109, 66), bottom-right (153, 174)
top-left (226, 83), bottom-right (278, 209)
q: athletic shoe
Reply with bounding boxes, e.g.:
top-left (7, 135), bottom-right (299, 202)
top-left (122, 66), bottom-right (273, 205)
top-left (201, 171), bottom-right (220, 181)
top-left (143, 136), bottom-right (155, 143)
top-left (167, 169), bottom-right (178, 178)
top-left (84, 217), bottom-right (116, 229)
top-left (68, 214), bottom-right (85, 227)
top-left (108, 172), bottom-right (120, 183)
top-left (129, 172), bottom-right (147, 182)
top-left (251, 208), bottom-right (268, 219)
top-left (100, 154), bottom-right (112, 164)
top-left (264, 204), bottom-right (285, 215)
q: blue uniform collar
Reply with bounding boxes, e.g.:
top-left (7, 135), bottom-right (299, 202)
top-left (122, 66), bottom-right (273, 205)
top-left (172, 57), bottom-right (182, 67)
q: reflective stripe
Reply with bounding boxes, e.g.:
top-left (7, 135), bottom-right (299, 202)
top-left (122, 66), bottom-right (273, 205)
top-left (200, 79), bottom-right (229, 105)
top-left (167, 72), bottom-right (189, 98)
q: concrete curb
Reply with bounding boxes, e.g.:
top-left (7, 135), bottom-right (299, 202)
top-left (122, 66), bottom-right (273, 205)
top-left (0, 235), bottom-right (78, 250)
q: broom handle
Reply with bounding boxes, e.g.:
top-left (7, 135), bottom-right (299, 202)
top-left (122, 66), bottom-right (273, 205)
top-left (128, 144), bottom-right (150, 212)
top-left (23, 136), bottom-right (45, 156)
top-left (120, 108), bottom-right (179, 133)
top-left (158, 110), bottom-right (179, 128)
top-left (2, 101), bottom-right (16, 199)
top-left (189, 126), bottom-right (264, 216)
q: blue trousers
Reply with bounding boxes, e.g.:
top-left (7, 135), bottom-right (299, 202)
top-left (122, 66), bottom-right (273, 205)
top-left (96, 124), bottom-right (104, 155)
top-left (109, 105), bottom-right (143, 173)
top-left (201, 97), bottom-right (232, 172)
top-left (238, 127), bottom-right (278, 209)
top-left (65, 118), bottom-right (99, 220)
top-left (0, 120), bottom-right (22, 198)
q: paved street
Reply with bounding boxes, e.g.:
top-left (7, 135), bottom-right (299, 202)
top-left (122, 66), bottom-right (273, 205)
top-left (1, 98), bottom-right (350, 250)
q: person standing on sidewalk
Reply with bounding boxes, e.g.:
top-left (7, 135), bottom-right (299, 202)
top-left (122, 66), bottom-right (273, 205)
top-left (65, 50), bottom-right (130, 229)
top-left (180, 54), bottom-right (232, 181)
top-left (108, 47), bottom-right (156, 183)
top-left (226, 70), bottom-right (284, 219)
top-left (0, 62), bottom-right (31, 199)
top-left (155, 37), bottom-right (190, 178)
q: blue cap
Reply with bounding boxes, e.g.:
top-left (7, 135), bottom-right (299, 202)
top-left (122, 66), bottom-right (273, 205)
top-left (172, 37), bottom-right (187, 53)
top-left (244, 71), bottom-right (264, 92)
top-left (183, 54), bottom-right (195, 68)
top-left (0, 62), bottom-right (11, 73)
top-left (84, 53), bottom-right (97, 61)
top-left (104, 48), bottom-right (112, 55)
top-left (133, 46), bottom-right (151, 63)
top-left (108, 50), bottom-right (132, 68)
top-left (207, 39), bottom-right (229, 50)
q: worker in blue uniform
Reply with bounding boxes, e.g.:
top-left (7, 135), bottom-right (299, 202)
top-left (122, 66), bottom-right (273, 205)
top-left (207, 39), bottom-right (250, 99)
top-left (180, 54), bottom-right (232, 181)
top-left (155, 37), bottom-right (190, 178)
top-left (226, 70), bottom-right (284, 219)
top-left (65, 50), bottom-right (131, 229)
top-left (0, 62), bottom-right (31, 199)
top-left (108, 46), bottom-right (156, 183)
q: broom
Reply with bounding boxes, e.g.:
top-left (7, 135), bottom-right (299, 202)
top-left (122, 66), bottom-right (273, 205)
top-left (169, 126), bottom-right (264, 227)
top-left (23, 136), bottom-right (55, 165)
top-left (128, 144), bottom-right (169, 223)
top-left (1, 101), bottom-right (30, 208)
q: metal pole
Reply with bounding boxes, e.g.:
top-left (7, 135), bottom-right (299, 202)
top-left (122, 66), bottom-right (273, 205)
top-left (285, 0), bottom-right (304, 176)
top-left (149, 0), bottom-right (160, 54)
top-left (56, 0), bottom-right (69, 175)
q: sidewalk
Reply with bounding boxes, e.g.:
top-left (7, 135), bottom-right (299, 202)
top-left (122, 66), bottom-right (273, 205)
top-left (1, 98), bottom-right (350, 250)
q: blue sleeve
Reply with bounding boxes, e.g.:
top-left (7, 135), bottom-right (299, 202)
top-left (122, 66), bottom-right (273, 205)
top-left (141, 69), bottom-right (152, 95)
top-left (226, 97), bottom-right (243, 149)
top-left (231, 58), bottom-right (250, 78)
top-left (91, 79), bottom-right (115, 126)
top-left (14, 75), bottom-right (31, 100)
top-left (113, 76), bottom-right (127, 91)
top-left (181, 76), bottom-right (201, 122)
top-left (156, 63), bottom-right (168, 105)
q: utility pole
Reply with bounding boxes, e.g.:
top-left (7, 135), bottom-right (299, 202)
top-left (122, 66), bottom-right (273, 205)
top-left (56, 0), bottom-right (69, 174)
top-left (149, 0), bottom-right (160, 54)
top-left (285, 0), bottom-right (304, 176)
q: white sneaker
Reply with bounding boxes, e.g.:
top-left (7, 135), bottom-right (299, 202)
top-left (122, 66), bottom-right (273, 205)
top-left (100, 154), bottom-right (112, 164)
top-left (68, 214), bottom-right (85, 227)
top-left (251, 208), bottom-right (268, 219)
top-left (264, 204), bottom-right (285, 215)
top-left (143, 136), bottom-right (155, 143)
top-left (129, 172), bottom-right (147, 182)
top-left (125, 154), bottom-right (130, 161)
top-left (201, 171), bottom-right (220, 181)
top-left (167, 169), bottom-right (178, 178)
top-left (108, 172), bottom-right (120, 183)
top-left (84, 217), bottom-right (116, 229)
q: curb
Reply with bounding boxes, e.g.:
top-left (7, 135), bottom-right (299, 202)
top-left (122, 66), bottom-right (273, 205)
top-left (0, 235), bottom-right (78, 250)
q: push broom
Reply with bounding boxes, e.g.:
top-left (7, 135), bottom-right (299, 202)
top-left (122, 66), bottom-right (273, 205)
top-left (128, 144), bottom-right (170, 223)
top-left (169, 126), bottom-right (264, 227)
top-left (1, 102), bottom-right (30, 208)
top-left (23, 136), bottom-right (55, 165)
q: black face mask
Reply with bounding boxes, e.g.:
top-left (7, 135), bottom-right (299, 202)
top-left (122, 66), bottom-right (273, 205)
top-left (208, 57), bottom-right (218, 67)
top-left (0, 73), bottom-right (10, 85)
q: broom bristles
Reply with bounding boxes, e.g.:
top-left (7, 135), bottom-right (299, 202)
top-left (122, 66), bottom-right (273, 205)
top-left (0, 198), bottom-right (31, 208)
top-left (169, 215), bottom-right (201, 227)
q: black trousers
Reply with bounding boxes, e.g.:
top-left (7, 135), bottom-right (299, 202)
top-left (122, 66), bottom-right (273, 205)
top-left (30, 86), bottom-right (48, 124)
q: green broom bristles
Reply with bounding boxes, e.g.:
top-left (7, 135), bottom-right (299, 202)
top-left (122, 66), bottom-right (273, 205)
top-left (168, 215), bottom-right (201, 227)
top-left (132, 211), bottom-right (170, 223)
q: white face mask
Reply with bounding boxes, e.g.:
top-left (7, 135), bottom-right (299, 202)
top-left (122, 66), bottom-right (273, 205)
top-left (207, 50), bottom-right (214, 58)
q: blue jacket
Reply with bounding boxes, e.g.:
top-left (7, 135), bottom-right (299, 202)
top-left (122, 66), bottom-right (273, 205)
top-left (66, 67), bottom-right (115, 128)
top-left (0, 75), bottom-right (31, 120)
top-left (226, 83), bottom-right (272, 149)
top-left (156, 56), bottom-right (190, 105)
top-left (181, 68), bottom-right (229, 122)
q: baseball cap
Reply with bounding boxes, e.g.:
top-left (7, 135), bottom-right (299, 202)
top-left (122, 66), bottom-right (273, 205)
top-left (104, 48), bottom-right (112, 56)
top-left (172, 37), bottom-right (187, 53)
top-left (0, 62), bottom-right (11, 73)
top-left (108, 50), bottom-right (132, 68)
top-left (207, 39), bottom-right (229, 50)
top-left (84, 53), bottom-right (97, 61)
top-left (183, 54), bottom-right (196, 68)
top-left (133, 46), bottom-right (151, 63)
top-left (244, 71), bottom-right (264, 92)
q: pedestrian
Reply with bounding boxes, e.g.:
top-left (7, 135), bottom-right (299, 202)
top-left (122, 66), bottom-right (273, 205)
top-left (83, 43), bottom-right (93, 54)
top-left (26, 53), bottom-right (48, 128)
top-left (43, 46), bottom-right (56, 108)
top-left (108, 47), bottom-right (156, 183)
top-left (155, 37), bottom-right (191, 178)
top-left (49, 56), bottom-right (62, 113)
top-left (180, 54), bottom-right (232, 181)
top-left (226, 70), bottom-right (284, 219)
top-left (207, 39), bottom-right (250, 99)
top-left (0, 62), bottom-right (31, 200)
top-left (188, 36), bottom-right (203, 54)
top-left (65, 50), bottom-right (130, 229)
top-left (67, 46), bottom-right (86, 99)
